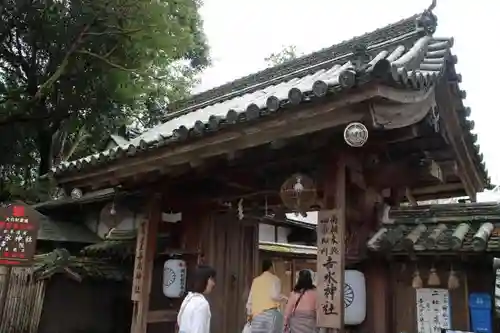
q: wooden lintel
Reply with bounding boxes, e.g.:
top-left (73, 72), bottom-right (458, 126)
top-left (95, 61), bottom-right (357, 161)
top-left (56, 85), bottom-right (432, 188)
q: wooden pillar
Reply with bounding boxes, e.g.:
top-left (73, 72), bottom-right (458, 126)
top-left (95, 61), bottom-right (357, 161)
top-left (317, 156), bottom-right (347, 333)
top-left (130, 194), bottom-right (161, 333)
top-left (363, 261), bottom-right (391, 333)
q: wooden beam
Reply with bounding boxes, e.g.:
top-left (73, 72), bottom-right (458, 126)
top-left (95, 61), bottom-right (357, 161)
top-left (58, 106), bottom-right (365, 187)
top-left (410, 182), bottom-right (464, 196)
top-left (130, 194), bottom-right (161, 333)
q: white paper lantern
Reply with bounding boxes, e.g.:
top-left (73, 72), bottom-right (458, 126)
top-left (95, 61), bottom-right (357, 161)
top-left (163, 259), bottom-right (187, 298)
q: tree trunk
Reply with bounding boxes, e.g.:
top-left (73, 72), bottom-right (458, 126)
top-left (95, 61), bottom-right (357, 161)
top-left (37, 129), bottom-right (53, 177)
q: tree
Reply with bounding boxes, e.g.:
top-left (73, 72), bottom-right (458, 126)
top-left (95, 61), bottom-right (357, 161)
top-left (265, 45), bottom-right (301, 66)
top-left (0, 0), bottom-right (209, 201)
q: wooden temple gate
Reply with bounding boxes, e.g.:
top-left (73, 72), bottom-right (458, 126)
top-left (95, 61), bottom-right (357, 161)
top-left (48, 5), bottom-right (489, 333)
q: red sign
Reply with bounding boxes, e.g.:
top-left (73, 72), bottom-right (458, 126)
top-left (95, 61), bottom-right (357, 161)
top-left (0, 203), bottom-right (40, 266)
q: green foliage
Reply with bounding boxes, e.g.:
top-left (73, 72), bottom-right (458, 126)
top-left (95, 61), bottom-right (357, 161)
top-left (265, 45), bottom-right (301, 66)
top-left (0, 0), bottom-right (209, 201)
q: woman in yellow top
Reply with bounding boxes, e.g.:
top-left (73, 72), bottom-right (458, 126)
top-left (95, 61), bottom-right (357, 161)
top-left (246, 260), bottom-right (287, 333)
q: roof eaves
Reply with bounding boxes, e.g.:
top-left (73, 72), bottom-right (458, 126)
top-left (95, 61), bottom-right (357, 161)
top-left (33, 188), bottom-right (116, 210)
top-left (52, 10), bottom-right (447, 178)
top-left (442, 61), bottom-right (491, 189)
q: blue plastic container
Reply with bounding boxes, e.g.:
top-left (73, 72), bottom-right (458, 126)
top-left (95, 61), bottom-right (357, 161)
top-left (468, 293), bottom-right (492, 333)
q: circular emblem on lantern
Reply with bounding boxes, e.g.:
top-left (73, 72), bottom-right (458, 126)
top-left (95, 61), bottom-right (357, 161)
top-left (344, 283), bottom-right (355, 308)
top-left (164, 267), bottom-right (176, 287)
top-left (344, 122), bottom-right (368, 147)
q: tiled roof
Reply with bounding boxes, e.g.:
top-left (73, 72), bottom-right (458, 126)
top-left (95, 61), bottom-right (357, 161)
top-left (81, 233), bottom-right (171, 258)
top-left (367, 202), bottom-right (500, 253)
top-left (38, 214), bottom-right (101, 243)
top-left (51, 9), bottom-right (488, 187)
top-left (33, 248), bottom-right (127, 281)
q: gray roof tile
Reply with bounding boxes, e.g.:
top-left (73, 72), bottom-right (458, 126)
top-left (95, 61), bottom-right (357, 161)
top-left (368, 202), bottom-right (500, 253)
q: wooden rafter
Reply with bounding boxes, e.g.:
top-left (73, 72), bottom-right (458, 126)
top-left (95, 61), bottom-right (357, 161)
top-left (435, 81), bottom-right (482, 199)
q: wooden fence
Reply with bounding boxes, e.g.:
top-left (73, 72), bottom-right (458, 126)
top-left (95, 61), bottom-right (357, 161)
top-left (0, 266), bottom-right (46, 333)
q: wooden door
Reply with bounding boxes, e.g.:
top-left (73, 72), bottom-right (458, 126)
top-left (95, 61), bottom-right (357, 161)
top-left (202, 215), bottom-right (258, 333)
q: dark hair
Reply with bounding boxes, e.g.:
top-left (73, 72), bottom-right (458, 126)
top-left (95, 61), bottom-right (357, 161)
top-left (293, 269), bottom-right (315, 292)
top-left (262, 259), bottom-right (273, 273)
top-left (192, 265), bottom-right (216, 293)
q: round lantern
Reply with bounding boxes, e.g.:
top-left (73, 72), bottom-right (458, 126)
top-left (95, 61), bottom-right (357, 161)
top-left (163, 259), bottom-right (187, 298)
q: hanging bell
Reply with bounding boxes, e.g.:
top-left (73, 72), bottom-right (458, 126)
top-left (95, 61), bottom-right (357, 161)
top-left (427, 267), bottom-right (441, 286)
top-left (412, 269), bottom-right (423, 289)
top-left (447, 267), bottom-right (460, 290)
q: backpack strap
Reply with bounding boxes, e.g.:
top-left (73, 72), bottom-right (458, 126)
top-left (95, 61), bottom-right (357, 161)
top-left (291, 290), bottom-right (306, 316)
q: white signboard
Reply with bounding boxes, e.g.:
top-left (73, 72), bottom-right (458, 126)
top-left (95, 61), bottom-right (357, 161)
top-left (416, 288), bottom-right (451, 333)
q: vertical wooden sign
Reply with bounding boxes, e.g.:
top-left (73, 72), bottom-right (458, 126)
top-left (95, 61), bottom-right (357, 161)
top-left (131, 219), bottom-right (147, 301)
top-left (130, 194), bottom-right (161, 333)
top-left (317, 209), bottom-right (345, 329)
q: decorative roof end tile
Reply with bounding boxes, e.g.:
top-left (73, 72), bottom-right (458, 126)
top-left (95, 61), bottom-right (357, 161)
top-left (415, 0), bottom-right (438, 35)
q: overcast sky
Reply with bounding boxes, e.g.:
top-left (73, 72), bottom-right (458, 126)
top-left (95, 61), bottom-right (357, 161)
top-left (193, 0), bottom-right (500, 191)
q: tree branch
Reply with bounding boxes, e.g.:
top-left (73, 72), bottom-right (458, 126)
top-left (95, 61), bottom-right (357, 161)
top-left (76, 50), bottom-right (140, 72)
top-left (63, 127), bottom-right (89, 162)
top-left (82, 28), bottom-right (143, 36)
top-left (33, 23), bottom-right (93, 101)
top-left (76, 50), bottom-right (166, 81)
top-left (0, 112), bottom-right (52, 127)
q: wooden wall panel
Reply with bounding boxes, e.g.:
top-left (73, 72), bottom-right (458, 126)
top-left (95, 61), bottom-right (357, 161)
top-left (0, 267), bottom-right (45, 333)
